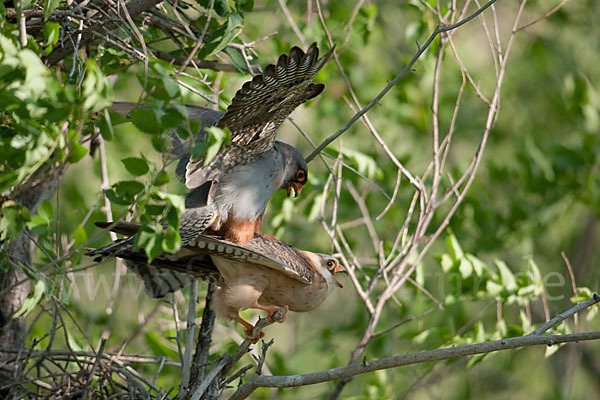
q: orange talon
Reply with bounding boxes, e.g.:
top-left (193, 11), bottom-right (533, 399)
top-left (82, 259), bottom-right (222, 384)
top-left (254, 304), bottom-right (288, 323)
top-left (273, 306), bottom-right (289, 323)
top-left (248, 331), bottom-right (265, 344)
top-left (235, 316), bottom-right (265, 343)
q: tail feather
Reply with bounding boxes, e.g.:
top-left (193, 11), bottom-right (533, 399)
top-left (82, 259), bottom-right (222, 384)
top-left (88, 204), bottom-right (220, 297)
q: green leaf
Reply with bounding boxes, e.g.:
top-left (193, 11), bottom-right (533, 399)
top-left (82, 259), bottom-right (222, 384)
top-left (106, 180), bottom-right (146, 205)
top-left (586, 305), bottom-right (598, 322)
top-left (82, 60), bottom-right (112, 112)
top-left (14, 280), bottom-right (46, 318)
top-left (341, 148), bottom-right (383, 180)
top-left (38, 200), bottom-right (53, 223)
top-left (144, 331), bottom-right (178, 357)
top-left (162, 227), bottom-right (181, 253)
top-left (42, 22), bottom-right (60, 46)
top-left (133, 224), bottom-right (165, 263)
top-left (145, 204), bottom-right (165, 216)
top-left (199, 12), bottom-right (243, 58)
top-left (213, 0), bottom-right (229, 16)
top-left (131, 108), bottom-right (161, 134)
top-left (161, 107), bottom-right (187, 130)
top-left (43, 0), bottom-right (61, 20)
top-left (570, 287), bottom-right (594, 303)
top-left (467, 254), bottom-right (486, 276)
top-left (162, 76), bottom-right (180, 99)
top-left (458, 258), bottom-right (472, 279)
top-left (486, 280), bottom-right (503, 297)
top-left (151, 135), bottom-right (170, 152)
top-left (439, 253), bottom-right (454, 272)
top-left (154, 191), bottom-right (185, 214)
top-left (99, 109), bottom-right (115, 141)
top-left (27, 215), bottom-right (49, 235)
top-left (446, 233), bottom-right (464, 261)
top-left (545, 342), bottom-right (563, 358)
top-left (165, 206), bottom-right (180, 230)
top-left (495, 260), bottom-right (517, 291)
top-left (466, 353), bottom-right (487, 369)
top-left (235, 0), bottom-right (254, 12)
top-left (203, 126), bottom-right (231, 165)
top-left (527, 258), bottom-right (542, 284)
top-left (225, 47), bottom-right (247, 72)
top-left (153, 170), bottom-right (170, 186)
top-left (73, 225), bottom-right (87, 248)
top-left (0, 203), bottom-right (30, 241)
top-left (151, 60), bottom-right (172, 77)
top-left (121, 157), bottom-right (150, 176)
top-left (114, 180), bottom-right (145, 196)
top-left (66, 141), bottom-right (88, 163)
top-left (519, 309), bottom-right (533, 334)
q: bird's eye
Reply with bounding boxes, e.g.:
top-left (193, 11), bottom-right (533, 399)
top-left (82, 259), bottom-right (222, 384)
top-left (326, 260), bottom-right (335, 269)
top-left (296, 169), bottom-right (306, 182)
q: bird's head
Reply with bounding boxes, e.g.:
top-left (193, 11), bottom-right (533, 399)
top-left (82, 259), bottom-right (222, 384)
top-left (316, 255), bottom-right (347, 289)
top-left (274, 141), bottom-right (308, 198)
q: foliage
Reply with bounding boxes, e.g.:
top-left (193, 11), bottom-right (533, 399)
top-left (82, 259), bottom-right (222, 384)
top-left (0, 0), bottom-right (599, 399)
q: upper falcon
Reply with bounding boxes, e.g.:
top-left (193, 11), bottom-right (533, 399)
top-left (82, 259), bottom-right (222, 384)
top-left (184, 42), bottom-right (332, 188)
top-left (175, 43), bottom-right (333, 244)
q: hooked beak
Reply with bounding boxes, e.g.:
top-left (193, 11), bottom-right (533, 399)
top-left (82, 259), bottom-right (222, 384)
top-left (333, 264), bottom-right (347, 288)
top-left (286, 182), bottom-right (304, 198)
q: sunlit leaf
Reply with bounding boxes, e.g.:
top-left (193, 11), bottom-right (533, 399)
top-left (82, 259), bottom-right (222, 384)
top-left (73, 225), bottom-right (87, 248)
top-left (203, 126), bottom-right (231, 165)
top-left (14, 280), bottom-right (46, 318)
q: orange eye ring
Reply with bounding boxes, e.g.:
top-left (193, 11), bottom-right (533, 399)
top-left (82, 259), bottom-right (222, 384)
top-left (296, 169), bottom-right (306, 182)
top-left (326, 260), bottom-right (335, 269)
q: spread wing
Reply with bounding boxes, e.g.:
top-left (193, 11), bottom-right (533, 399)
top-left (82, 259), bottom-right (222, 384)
top-left (86, 232), bottom-right (222, 298)
top-left (88, 222), bottom-right (314, 295)
top-left (87, 206), bottom-right (220, 298)
top-left (89, 202), bottom-right (218, 257)
top-left (184, 43), bottom-right (332, 188)
top-left (189, 235), bottom-right (312, 284)
top-left (217, 43), bottom-right (332, 146)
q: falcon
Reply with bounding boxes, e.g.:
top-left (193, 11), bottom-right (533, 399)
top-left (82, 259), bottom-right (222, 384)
top-left (176, 43), bottom-right (332, 244)
top-left (88, 228), bottom-right (346, 341)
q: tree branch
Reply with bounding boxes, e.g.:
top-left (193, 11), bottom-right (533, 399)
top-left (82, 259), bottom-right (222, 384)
top-left (46, 0), bottom-right (163, 65)
top-left (156, 51), bottom-right (252, 73)
top-left (229, 295), bottom-right (600, 399)
top-left (305, 0), bottom-right (498, 163)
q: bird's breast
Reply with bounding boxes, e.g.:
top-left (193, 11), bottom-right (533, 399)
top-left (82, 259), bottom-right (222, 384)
top-left (213, 152), bottom-right (280, 222)
top-left (259, 272), bottom-right (329, 312)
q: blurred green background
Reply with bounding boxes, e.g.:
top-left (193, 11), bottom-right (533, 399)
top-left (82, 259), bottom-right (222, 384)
top-left (2, 0), bottom-right (600, 398)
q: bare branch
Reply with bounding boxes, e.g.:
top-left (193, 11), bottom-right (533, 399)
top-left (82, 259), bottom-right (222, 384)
top-left (532, 294), bottom-right (599, 336)
top-left (46, 0), bottom-right (164, 65)
top-left (230, 295), bottom-right (600, 399)
top-left (157, 51), bottom-right (249, 73)
top-left (305, 0), bottom-right (499, 164)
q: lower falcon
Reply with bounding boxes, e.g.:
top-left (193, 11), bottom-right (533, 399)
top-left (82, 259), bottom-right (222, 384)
top-left (88, 230), bottom-right (346, 341)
